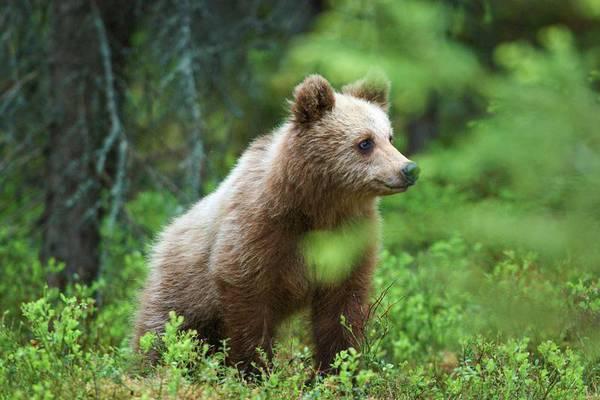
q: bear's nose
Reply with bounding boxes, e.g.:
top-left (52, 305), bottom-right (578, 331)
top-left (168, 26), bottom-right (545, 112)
top-left (401, 162), bottom-right (420, 186)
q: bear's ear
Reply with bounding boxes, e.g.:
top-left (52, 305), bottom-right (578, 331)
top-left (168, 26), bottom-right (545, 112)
top-left (342, 77), bottom-right (390, 112)
top-left (291, 75), bottom-right (335, 125)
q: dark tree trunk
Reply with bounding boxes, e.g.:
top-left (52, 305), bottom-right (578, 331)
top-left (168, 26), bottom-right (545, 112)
top-left (41, 0), bottom-right (135, 288)
top-left (406, 97), bottom-right (439, 155)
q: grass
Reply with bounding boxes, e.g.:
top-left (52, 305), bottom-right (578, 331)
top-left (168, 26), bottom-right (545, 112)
top-left (0, 220), bottom-right (598, 399)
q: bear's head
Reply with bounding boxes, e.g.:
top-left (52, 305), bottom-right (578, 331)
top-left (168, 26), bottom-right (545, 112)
top-left (289, 74), bottom-right (419, 197)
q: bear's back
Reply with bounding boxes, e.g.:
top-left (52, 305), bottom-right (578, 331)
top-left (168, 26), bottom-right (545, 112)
top-left (150, 132), bottom-right (277, 274)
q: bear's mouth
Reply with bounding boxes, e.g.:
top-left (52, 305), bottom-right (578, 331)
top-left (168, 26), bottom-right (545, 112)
top-left (375, 180), bottom-right (409, 192)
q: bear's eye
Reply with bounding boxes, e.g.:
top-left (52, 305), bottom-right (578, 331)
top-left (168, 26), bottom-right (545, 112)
top-left (358, 138), bottom-right (374, 153)
top-left (389, 135), bottom-right (394, 144)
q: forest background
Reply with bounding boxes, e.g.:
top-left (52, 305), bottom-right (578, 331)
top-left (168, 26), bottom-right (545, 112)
top-left (1, 0), bottom-right (599, 398)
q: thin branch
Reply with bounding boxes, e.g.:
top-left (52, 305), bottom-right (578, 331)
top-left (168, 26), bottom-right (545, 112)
top-left (178, 0), bottom-right (205, 201)
top-left (91, 0), bottom-right (128, 230)
top-left (0, 71), bottom-right (37, 113)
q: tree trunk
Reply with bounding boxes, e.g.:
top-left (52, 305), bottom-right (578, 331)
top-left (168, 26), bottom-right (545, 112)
top-left (41, 0), bottom-right (134, 288)
top-left (406, 97), bottom-right (439, 154)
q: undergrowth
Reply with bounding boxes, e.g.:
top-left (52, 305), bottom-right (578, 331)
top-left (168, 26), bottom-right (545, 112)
top-left (0, 226), bottom-right (597, 399)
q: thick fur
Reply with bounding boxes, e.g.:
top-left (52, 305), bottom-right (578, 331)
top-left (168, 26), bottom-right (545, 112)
top-left (133, 75), bottom-right (414, 373)
top-left (342, 77), bottom-right (390, 112)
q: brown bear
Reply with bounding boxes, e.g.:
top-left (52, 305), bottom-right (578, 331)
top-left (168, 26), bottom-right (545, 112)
top-left (133, 75), bottom-right (419, 373)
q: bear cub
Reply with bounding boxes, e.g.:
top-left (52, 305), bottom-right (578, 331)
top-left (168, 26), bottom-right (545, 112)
top-left (133, 75), bottom-right (419, 373)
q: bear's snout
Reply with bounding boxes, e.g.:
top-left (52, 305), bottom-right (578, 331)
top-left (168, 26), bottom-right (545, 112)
top-left (401, 162), bottom-right (420, 186)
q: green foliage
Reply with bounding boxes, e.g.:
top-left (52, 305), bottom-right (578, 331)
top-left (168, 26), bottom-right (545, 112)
top-left (428, 27), bottom-right (600, 269)
top-left (302, 218), bottom-right (377, 284)
top-left (443, 338), bottom-right (587, 400)
top-left (280, 0), bottom-right (480, 114)
top-left (0, 228), bottom-right (57, 319)
top-left (1, 286), bottom-right (592, 399)
top-left (1, 292), bottom-right (117, 399)
top-left (125, 191), bottom-right (182, 234)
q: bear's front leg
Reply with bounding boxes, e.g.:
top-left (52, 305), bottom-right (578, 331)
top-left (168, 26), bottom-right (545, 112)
top-left (219, 283), bottom-right (276, 375)
top-left (310, 265), bottom-right (372, 373)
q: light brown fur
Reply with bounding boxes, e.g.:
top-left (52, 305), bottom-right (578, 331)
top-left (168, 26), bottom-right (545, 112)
top-left (133, 75), bottom-right (416, 373)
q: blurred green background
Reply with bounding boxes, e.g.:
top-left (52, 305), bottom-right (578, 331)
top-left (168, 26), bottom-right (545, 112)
top-left (1, 0), bottom-right (599, 398)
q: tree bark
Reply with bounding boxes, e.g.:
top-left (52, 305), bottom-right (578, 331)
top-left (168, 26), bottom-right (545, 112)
top-left (41, 0), bottom-right (134, 288)
top-left (406, 97), bottom-right (439, 154)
